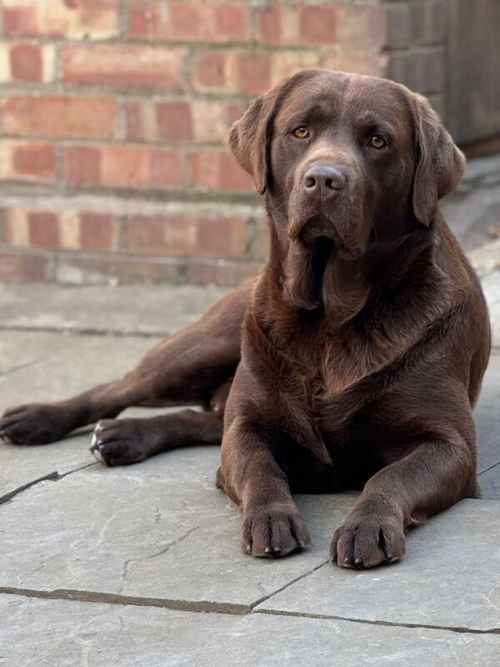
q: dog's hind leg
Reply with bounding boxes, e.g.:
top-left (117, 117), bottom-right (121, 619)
top-left (0, 284), bottom-right (249, 447)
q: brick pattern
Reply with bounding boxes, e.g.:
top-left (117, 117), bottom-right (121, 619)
top-left (0, 0), bottom-right (402, 286)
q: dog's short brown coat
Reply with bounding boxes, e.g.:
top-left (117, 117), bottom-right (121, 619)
top-left (0, 70), bottom-right (490, 568)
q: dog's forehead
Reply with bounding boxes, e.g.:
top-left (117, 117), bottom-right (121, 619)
top-left (277, 71), bottom-right (411, 128)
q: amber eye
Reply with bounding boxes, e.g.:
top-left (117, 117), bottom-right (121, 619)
top-left (291, 126), bottom-right (310, 139)
top-left (367, 134), bottom-right (387, 149)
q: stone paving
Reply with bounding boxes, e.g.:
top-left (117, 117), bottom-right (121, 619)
top-left (1, 279), bottom-right (500, 666)
top-left (2, 155), bottom-right (500, 666)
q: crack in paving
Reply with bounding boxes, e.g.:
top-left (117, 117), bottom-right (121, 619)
top-left (0, 461), bottom-right (98, 506)
top-left (119, 527), bottom-right (200, 594)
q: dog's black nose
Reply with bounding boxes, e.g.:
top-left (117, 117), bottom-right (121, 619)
top-left (304, 164), bottom-right (347, 194)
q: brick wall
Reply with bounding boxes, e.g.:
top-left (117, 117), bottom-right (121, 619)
top-left (0, 0), bottom-right (450, 286)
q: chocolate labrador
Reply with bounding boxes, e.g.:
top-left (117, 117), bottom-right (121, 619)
top-left (0, 70), bottom-right (491, 569)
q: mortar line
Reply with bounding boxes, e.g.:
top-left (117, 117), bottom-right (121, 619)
top-left (249, 559), bottom-right (330, 611)
top-left (253, 608), bottom-right (500, 636)
top-left (0, 587), bottom-right (249, 616)
top-left (2, 585), bottom-right (500, 636)
top-left (478, 460), bottom-right (500, 476)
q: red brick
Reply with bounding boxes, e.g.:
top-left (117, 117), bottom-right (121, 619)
top-left (79, 213), bottom-right (116, 250)
top-left (64, 144), bottom-right (184, 191)
top-left (12, 143), bottom-right (56, 181)
top-left (271, 51), bottom-right (323, 87)
top-left (219, 152), bottom-right (255, 191)
top-left (126, 213), bottom-right (246, 258)
top-left (128, 0), bottom-right (163, 38)
top-left (169, 2), bottom-right (212, 41)
top-left (256, 3), bottom-right (282, 45)
top-left (99, 145), bottom-right (150, 189)
top-left (61, 44), bottom-right (184, 90)
top-left (4, 1), bottom-right (119, 38)
top-left (192, 51), bottom-right (227, 89)
top-left (151, 150), bottom-right (183, 188)
top-left (28, 212), bottom-right (59, 248)
top-left (299, 6), bottom-right (337, 44)
top-left (155, 102), bottom-right (193, 142)
top-left (9, 43), bottom-right (43, 82)
top-left (3, 7), bottom-right (38, 36)
top-left (215, 4), bottom-right (249, 41)
top-left (124, 100), bottom-right (144, 141)
top-left (190, 150), bottom-right (253, 192)
top-left (237, 53), bottom-right (271, 95)
top-left (0, 251), bottom-right (50, 282)
top-left (196, 216), bottom-right (246, 257)
top-left (126, 216), bottom-right (165, 253)
top-left (126, 215), bottom-right (195, 256)
top-left (3, 96), bottom-right (117, 139)
top-left (64, 146), bottom-right (101, 187)
top-left (226, 102), bottom-right (247, 126)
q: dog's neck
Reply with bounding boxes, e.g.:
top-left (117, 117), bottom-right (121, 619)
top-left (260, 208), bottom-right (436, 329)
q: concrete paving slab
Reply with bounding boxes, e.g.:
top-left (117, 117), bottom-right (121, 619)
top-left (0, 332), bottom-right (156, 409)
top-left (0, 444), bottom-right (358, 608)
top-left (475, 351), bottom-right (500, 473)
top-left (0, 332), bottom-right (162, 494)
top-left (2, 594), bottom-right (500, 667)
top-left (481, 270), bottom-right (500, 347)
top-left (478, 465), bottom-right (500, 500)
top-left (0, 283), bottom-right (227, 337)
top-left (256, 498), bottom-right (500, 632)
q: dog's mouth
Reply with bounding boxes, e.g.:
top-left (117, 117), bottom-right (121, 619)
top-left (295, 214), bottom-right (363, 261)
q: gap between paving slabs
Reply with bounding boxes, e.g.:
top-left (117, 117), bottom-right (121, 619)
top-left (2, 283), bottom-right (500, 640)
top-left (2, 464), bottom-right (500, 639)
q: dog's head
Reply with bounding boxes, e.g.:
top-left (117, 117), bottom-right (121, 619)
top-left (230, 69), bottom-right (464, 309)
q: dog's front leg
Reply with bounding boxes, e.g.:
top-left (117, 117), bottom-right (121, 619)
top-left (331, 424), bottom-right (476, 569)
top-left (220, 416), bottom-right (311, 558)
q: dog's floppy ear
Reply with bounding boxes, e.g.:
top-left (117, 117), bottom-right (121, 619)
top-left (411, 93), bottom-right (465, 226)
top-left (229, 69), bottom-right (321, 195)
top-left (229, 95), bottom-right (270, 194)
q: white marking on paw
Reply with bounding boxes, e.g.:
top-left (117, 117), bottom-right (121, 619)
top-left (90, 444), bottom-right (104, 463)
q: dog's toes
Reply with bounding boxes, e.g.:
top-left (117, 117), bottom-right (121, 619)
top-left (89, 420), bottom-right (147, 467)
top-left (331, 514), bottom-right (405, 569)
top-left (0, 404), bottom-right (72, 445)
top-left (241, 506), bottom-right (310, 558)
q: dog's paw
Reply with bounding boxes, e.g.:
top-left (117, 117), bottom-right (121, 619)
top-left (330, 512), bottom-right (405, 569)
top-left (0, 404), bottom-right (70, 446)
top-left (90, 419), bottom-right (150, 467)
top-left (241, 505), bottom-right (311, 558)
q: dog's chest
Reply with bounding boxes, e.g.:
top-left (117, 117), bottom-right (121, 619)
top-left (284, 328), bottom-right (381, 401)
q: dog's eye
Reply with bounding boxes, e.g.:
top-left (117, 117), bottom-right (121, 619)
top-left (367, 134), bottom-right (387, 149)
top-left (291, 126), bottom-right (310, 139)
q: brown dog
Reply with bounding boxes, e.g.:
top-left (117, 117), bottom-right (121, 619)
top-left (0, 70), bottom-right (491, 569)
